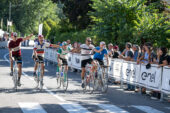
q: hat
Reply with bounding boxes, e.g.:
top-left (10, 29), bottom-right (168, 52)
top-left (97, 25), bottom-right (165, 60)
top-left (100, 41), bottom-right (105, 45)
top-left (113, 45), bottom-right (118, 50)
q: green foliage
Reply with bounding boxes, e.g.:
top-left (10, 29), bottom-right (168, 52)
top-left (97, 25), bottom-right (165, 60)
top-left (0, 0), bottom-right (60, 34)
top-left (88, 0), bottom-right (169, 48)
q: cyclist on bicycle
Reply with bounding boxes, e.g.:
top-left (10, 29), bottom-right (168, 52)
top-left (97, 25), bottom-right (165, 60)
top-left (57, 41), bottom-right (71, 75)
top-left (92, 41), bottom-right (109, 77)
top-left (80, 37), bottom-right (105, 88)
top-left (8, 32), bottom-right (33, 86)
top-left (33, 35), bottom-right (59, 82)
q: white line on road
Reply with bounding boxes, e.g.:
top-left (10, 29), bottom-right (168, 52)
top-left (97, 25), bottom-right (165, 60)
top-left (4, 52), bottom-right (91, 113)
top-left (18, 102), bottom-right (47, 113)
top-left (97, 104), bottom-right (129, 113)
top-left (131, 105), bottom-right (164, 113)
top-left (60, 102), bottom-right (91, 113)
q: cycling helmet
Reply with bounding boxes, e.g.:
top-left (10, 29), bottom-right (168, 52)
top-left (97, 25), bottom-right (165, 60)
top-left (11, 32), bottom-right (17, 37)
top-left (38, 34), bottom-right (44, 38)
top-left (62, 41), bottom-right (67, 46)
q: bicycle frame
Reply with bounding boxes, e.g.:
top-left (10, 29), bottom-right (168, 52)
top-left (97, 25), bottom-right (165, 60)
top-left (56, 59), bottom-right (68, 91)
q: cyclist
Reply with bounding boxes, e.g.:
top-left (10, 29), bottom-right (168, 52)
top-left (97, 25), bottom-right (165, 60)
top-left (8, 32), bottom-right (33, 86)
top-left (80, 37), bottom-right (105, 88)
top-left (56, 41), bottom-right (71, 75)
top-left (33, 35), bottom-right (59, 83)
top-left (92, 41), bottom-right (109, 78)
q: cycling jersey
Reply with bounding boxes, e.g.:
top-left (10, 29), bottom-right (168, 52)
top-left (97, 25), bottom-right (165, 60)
top-left (58, 47), bottom-right (70, 59)
top-left (93, 46), bottom-right (107, 60)
top-left (34, 41), bottom-right (52, 57)
top-left (80, 44), bottom-right (95, 60)
top-left (8, 38), bottom-right (23, 57)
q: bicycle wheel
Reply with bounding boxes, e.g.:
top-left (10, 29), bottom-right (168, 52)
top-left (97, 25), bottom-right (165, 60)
top-left (62, 73), bottom-right (68, 91)
top-left (13, 66), bottom-right (18, 91)
top-left (35, 65), bottom-right (40, 89)
top-left (101, 69), bottom-right (108, 93)
top-left (56, 66), bottom-right (61, 88)
top-left (56, 74), bottom-right (61, 88)
top-left (88, 73), bottom-right (95, 94)
top-left (39, 67), bottom-right (43, 91)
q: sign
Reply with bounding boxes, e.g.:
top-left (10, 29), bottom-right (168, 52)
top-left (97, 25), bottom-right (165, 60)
top-left (38, 24), bottom-right (43, 35)
top-left (7, 21), bottom-right (12, 26)
top-left (112, 59), bottom-right (123, 80)
top-left (138, 64), bottom-right (162, 90)
top-left (121, 61), bottom-right (140, 84)
top-left (67, 53), bottom-right (72, 67)
top-left (72, 53), bottom-right (81, 69)
top-left (161, 66), bottom-right (170, 94)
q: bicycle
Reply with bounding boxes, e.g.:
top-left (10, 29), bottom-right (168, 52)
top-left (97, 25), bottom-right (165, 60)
top-left (35, 60), bottom-right (44, 91)
top-left (83, 63), bottom-right (95, 94)
top-left (94, 61), bottom-right (109, 93)
top-left (12, 58), bottom-right (19, 91)
top-left (56, 59), bottom-right (68, 92)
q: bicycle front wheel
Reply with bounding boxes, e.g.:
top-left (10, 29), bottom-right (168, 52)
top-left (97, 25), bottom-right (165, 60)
top-left (56, 74), bottom-right (61, 88)
top-left (61, 72), bottom-right (68, 91)
top-left (101, 71), bottom-right (108, 93)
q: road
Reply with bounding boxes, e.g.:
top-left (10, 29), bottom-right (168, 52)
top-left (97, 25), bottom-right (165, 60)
top-left (0, 47), bottom-right (170, 113)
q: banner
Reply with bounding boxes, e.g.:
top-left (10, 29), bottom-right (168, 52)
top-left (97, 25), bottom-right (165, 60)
top-left (38, 24), bottom-right (43, 35)
top-left (67, 53), bottom-right (72, 67)
top-left (121, 61), bottom-right (140, 84)
top-left (112, 59), bottom-right (123, 80)
top-left (138, 64), bottom-right (162, 90)
top-left (161, 66), bottom-right (170, 94)
top-left (71, 53), bottom-right (81, 69)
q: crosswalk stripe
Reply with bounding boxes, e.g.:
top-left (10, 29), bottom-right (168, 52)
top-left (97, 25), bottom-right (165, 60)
top-left (18, 102), bottom-right (47, 113)
top-left (60, 103), bottom-right (91, 113)
top-left (97, 104), bottom-right (129, 113)
top-left (131, 105), bottom-right (164, 113)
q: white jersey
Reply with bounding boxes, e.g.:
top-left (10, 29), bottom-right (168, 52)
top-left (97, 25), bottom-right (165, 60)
top-left (80, 44), bottom-right (95, 60)
top-left (34, 41), bottom-right (51, 57)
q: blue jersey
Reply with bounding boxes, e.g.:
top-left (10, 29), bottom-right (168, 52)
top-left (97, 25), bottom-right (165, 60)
top-left (93, 47), bottom-right (107, 60)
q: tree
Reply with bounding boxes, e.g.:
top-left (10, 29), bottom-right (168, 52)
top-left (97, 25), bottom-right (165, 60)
top-left (0, 0), bottom-right (60, 34)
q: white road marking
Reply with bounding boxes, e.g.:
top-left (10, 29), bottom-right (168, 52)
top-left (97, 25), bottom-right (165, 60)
top-left (131, 105), bottom-right (164, 113)
top-left (97, 104), bottom-right (129, 113)
top-left (165, 107), bottom-right (170, 110)
top-left (18, 102), bottom-right (47, 113)
top-left (60, 102), bottom-right (91, 113)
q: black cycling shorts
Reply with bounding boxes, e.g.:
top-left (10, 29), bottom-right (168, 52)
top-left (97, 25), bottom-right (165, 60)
top-left (36, 56), bottom-right (44, 63)
top-left (59, 58), bottom-right (68, 65)
top-left (13, 56), bottom-right (22, 64)
top-left (94, 58), bottom-right (104, 66)
top-left (81, 58), bottom-right (93, 68)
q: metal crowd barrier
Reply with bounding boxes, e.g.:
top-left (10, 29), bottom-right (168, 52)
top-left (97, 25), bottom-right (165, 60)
top-left (44, 48), bottom-right (170, 99)
top-left (0, 41), bottom-right (8, 48)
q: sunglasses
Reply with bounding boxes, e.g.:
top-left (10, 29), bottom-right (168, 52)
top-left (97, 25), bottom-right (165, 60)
top-left (87, 40), bottom-right (92, 42)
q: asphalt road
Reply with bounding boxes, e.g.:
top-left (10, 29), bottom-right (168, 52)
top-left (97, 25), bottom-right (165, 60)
top-left (0, 47), bottom-right (170, 113)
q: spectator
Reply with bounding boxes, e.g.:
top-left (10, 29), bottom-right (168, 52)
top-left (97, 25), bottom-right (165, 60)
top-left (151, 47), bottom-right (169, 99)
top-left (119, 42), bottom-right (134, 91)
top-left (107, 43), bottom-right (113, 57)
top-left (112, 45), bottom-right (119, 58)
top-left (132, 44), bottom-right (140, 62)
top-left (67, 39), bottom-right (73, 49)
top-left (119, 42), bottom-right (133, 61)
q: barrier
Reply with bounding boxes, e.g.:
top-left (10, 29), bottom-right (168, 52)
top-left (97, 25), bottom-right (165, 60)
top-left (121, 61), bottom-right (140, 85)
top-left (161, 66), bottom-right (170, 94)
top-left (44, 48), bottom-right (170, 95)
top-left (0, 41), bottom-right (8, 48)
top-left (138, 64), bottom-right (162, 91)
